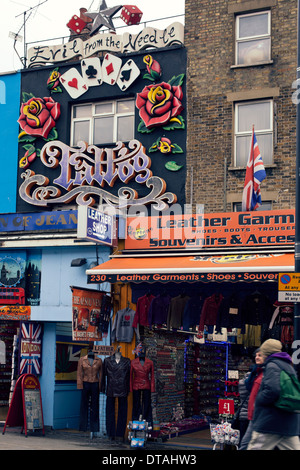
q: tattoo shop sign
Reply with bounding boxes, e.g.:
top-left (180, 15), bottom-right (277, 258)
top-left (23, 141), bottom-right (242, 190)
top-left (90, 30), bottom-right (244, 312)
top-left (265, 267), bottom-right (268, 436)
top-left (27, 22), bottom-right (184, 68)
top-left (19, 139), bottom-right (177, 211)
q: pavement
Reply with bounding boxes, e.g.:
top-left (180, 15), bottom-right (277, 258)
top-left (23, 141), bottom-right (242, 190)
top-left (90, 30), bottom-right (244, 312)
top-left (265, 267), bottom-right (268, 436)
top-left (0, 425), bottom-right (214, 452)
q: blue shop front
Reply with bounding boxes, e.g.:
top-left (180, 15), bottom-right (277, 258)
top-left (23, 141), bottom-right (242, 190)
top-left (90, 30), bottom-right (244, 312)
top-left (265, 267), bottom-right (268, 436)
top-left (0, 210), bottom-right (111, 431)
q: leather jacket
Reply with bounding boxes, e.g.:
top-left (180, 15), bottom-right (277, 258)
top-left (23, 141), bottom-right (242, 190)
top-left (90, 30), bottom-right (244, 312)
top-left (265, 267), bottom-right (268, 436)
top-left (77, 354), bottom-right (103, 390)
top-left (101, 354), bottom-right (131, 397)
top-left (130, 357), bottom-right (155, 392)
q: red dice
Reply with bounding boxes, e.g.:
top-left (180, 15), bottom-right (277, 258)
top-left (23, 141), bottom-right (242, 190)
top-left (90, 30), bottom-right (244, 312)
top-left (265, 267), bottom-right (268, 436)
top-left (120, 5), bottom-right (143, 25)
top-left (67, 15), bottom-right (87, 34)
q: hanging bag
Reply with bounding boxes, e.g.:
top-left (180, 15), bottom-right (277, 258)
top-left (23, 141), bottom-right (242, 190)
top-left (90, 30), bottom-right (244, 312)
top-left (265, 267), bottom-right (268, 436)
top-left (231, 397), bottom-right (248, 430)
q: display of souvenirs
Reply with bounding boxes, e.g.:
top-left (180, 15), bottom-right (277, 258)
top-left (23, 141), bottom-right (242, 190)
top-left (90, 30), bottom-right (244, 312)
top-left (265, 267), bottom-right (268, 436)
top-left (132, 287), bottom-right (289, 350)
top-left (108, 285), bottom-right (294, 436)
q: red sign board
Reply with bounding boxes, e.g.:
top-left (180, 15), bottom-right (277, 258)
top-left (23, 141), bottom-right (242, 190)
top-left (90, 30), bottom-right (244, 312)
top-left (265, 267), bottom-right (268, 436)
top-left (218, 399), bottom-right (235, 416)
top-left (3, 373), bottom-right (45, 437)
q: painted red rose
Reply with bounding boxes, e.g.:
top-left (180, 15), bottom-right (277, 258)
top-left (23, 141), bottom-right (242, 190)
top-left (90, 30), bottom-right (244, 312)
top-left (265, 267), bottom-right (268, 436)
top-left (18, 96), bottom-right (61, 139)
top-left (136, 82), bottom-right (183, 129)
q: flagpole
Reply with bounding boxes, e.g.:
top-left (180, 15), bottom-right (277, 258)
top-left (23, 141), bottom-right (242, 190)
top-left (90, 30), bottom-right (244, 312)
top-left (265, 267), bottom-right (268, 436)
top-left (294, 0), bottom-right (300, 370)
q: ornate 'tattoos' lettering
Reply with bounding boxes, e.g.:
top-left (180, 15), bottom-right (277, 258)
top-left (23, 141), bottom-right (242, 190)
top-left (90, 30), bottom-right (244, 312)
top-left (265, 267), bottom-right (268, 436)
top-left (19, 139), bottom-right (177, 211)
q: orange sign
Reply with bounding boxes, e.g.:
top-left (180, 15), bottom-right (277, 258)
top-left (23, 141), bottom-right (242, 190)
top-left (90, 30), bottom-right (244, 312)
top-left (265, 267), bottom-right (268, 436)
top-left (125, 209), bottom-right (295, 250)
top-left (0, 305), bottom-right (30, 321)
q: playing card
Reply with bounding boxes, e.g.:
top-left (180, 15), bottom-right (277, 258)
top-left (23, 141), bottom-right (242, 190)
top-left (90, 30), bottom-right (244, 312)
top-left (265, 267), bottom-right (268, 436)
top-left (81, 58), bottom-right (102, 87)
top-left (117, 59), bottom-right (140, 91)
top-left (59, 68), bottom-right (89, 99)
top-left (101, 53), bottom-right (122, 86)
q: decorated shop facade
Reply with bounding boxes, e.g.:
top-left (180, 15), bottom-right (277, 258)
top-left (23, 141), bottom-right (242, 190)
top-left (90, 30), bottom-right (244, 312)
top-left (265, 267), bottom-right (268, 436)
top-left (1, 4), bottom-right (191, 437)
top-left (1, 2), bottom-right (296, 443)
top-left (86, 209), bottom-right (296, 438)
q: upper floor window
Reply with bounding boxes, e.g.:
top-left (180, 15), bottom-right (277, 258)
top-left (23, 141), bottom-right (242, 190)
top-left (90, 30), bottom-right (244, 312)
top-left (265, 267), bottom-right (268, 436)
top-left (233, 201), bottom-right (272, 212)
top-left (236, 11), bottom-right (271, 65)
top-left (71, 98), bottom-right (135, 146)
top-left (234, 99), bottom-right (273, 167)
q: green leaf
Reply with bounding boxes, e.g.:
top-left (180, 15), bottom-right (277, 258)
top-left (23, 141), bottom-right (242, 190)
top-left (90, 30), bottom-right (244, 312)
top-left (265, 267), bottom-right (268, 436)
top-left (172, 143), bottom-right (183, 153)
top-left (143, 73), bottom-right (155, 81)
top-left (165, 161), bottom-right (183, 171)
top-left (19, 134), bottom-right (36, 143)
top-left (137, 120), bottom-right (154, 134)
top-left (168, 74), bottom-right (185, 87)
top-left (23, 144), bottom-right (36, 155)
top-left (163, 115), bottom-right (185, 131)
top-left (149, 138), bottom-right (160, 152)
top-left (22, 92), bottom-right (35, 103)
top-left (51, 86), bottom-right (63, 93)
top-left (45, 127), bottom-right (58, 141)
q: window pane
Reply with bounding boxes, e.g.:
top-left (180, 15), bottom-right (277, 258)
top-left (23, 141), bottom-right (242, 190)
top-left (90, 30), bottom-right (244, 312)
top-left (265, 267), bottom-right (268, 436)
top-left (236, 133), bottom-right (272, 166)
top-left (73, 105), bottom-right (92, 118)
top-left (117, 100), bottom-right (134, 114)
top-left (237, 38), bottom-right (270, 64)
top-left (255, 134), bottom-right (273, 164)
top-left (95, 103), bottom-right (113, 115)
top-left (117, 116), bottom-right (134, 141)
top-left (239, 13), bottom-right (269, 38)
top-left (236, 135), bottom-right (251, 166)
top-left (234, 201), bottom-right (272, 212)
top-left (238, 102), bottom-right (270, 132)
top-left (73, 121), bottom-right (90, 145)
top-left (94, 116), bottom-right (114, 144)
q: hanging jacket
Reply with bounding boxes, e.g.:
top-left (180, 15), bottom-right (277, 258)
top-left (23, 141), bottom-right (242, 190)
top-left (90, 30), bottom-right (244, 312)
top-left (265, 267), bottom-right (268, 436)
top-left (198, 293), bottom-right (223, 331)
top-left (216, 293), bottom-right (245, 332)
top-left (130, 357), bottom-right (155, 392)
top-left (77, 355), bottom-right (103, 390)
top-left (242, 292), bottom-right (272, 325)
top-left (132, 294), bottom-right (155, 328)
top-left (167, 294), bottom-right (190, 330)
top-left (101, 354), bottom-right (131, 397)
top-left (148, 294), bottom-right (171, 327)
top-left (182, 295), bottom-right (204, 330)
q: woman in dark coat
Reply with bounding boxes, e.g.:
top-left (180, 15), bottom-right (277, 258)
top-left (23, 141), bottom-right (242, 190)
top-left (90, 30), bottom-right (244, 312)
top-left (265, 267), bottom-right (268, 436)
top-left (247, 339), bottom-right (300, 450)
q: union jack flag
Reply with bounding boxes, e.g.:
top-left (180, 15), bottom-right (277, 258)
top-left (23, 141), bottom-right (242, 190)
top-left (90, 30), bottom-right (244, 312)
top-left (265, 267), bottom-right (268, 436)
top-left (242, 127), bottom-right (266, 211)
top-left (19, 322), bottom-right (43, 375)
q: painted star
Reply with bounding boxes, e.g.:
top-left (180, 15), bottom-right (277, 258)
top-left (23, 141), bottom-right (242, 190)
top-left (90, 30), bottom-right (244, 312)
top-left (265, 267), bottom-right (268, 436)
top-left (86, 1), bottom-right (122, 35)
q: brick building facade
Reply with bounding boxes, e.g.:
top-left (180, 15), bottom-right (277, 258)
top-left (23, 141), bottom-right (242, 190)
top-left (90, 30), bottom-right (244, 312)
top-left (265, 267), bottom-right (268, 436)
top-left (184, 0), bottom-right (297, 213)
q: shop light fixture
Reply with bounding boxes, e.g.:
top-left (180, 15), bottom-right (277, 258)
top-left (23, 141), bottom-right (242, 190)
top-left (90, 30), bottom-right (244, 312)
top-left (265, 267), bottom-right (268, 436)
top-left (70, 258), bottom-right (87, 267)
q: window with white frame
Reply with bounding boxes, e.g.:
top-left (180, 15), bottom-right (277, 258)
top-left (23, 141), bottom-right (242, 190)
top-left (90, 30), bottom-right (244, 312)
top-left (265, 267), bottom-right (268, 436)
top-left (71, 98), bottom-right (135, 146)
top-left (234, 100), bottom-right (273, 167)
top-left (233, 201), bottom-right (272, 212)
top-left (236, 11), bottom-right (271, 65)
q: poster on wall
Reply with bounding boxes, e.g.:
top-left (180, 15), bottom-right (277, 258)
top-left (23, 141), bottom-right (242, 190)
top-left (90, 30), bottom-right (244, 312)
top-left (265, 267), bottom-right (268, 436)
top-left (25, 251), bottom-right (42, 306)
top-left (18, 321), bottom-right (43, 375)
top-left (0, 251), bottom-right (41, 308)
top-left (0, 253), bottom-right (26, 291)
top-left (71, 286), bottom-right (105, 341)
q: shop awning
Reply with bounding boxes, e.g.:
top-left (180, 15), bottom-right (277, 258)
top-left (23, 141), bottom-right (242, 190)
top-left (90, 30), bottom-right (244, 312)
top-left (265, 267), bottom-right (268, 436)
top-left (86, 252), bottom-right (294, 284)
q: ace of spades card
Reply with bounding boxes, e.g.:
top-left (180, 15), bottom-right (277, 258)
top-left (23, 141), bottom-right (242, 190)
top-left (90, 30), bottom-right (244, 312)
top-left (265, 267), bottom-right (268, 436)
top-left (117, 59), bottom-right (140, 91)
top-left (81, 58), bottom-right (102, 87)
top-left (101, 53), bottom-right (122, 86)
top-left (59, 68), bottom-right (89, 99)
